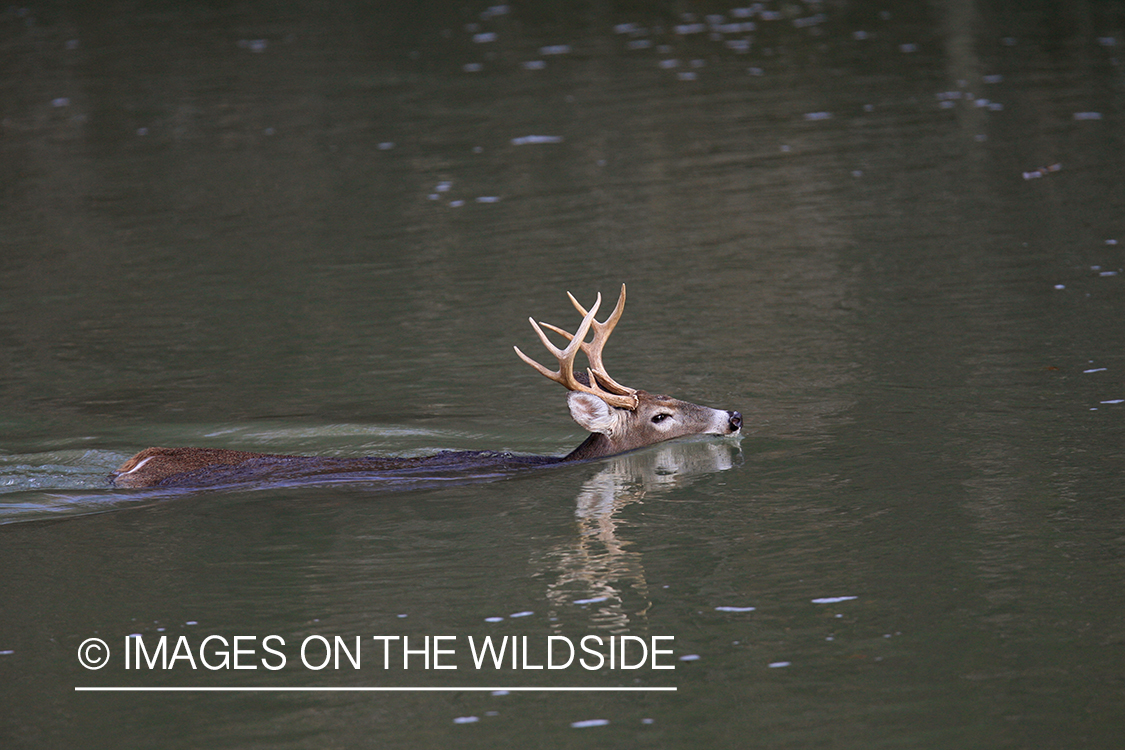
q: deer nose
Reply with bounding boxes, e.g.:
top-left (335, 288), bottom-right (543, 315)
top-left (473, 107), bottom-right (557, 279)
top-left (728, 411), bottom-right (742, 432)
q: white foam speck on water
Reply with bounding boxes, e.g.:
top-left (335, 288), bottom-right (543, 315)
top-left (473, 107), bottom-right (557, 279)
top-left (715, 606), bottom-right (756, 612)
top-left (571, 719), bottom-right (609, 728)
top-left (510, 135), bottom-right (563, 145)
top-left (811, 596), bottom-right (857, 604)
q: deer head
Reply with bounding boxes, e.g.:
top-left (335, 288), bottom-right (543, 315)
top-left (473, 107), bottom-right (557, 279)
top-left (514, 285), bottom-right (742, 461)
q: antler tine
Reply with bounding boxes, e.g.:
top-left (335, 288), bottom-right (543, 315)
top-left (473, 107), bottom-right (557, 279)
top-left (513, 293), bottom-right (601, 388)
top-left (514, 290), bottom-right (640, 410)
top-left (548, 285), bottom-right (635, 398)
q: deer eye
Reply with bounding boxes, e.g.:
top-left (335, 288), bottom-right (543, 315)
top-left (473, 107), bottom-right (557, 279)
top-left (651, 413), bottom-right (672, 424)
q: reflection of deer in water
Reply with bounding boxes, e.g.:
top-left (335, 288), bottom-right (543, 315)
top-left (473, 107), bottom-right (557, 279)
top-left (110, 286), bottom-right (742, 488)
top-left (539, 440), bottom-right (742, 634)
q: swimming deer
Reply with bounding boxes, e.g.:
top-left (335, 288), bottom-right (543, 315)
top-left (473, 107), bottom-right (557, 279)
top-left (110, 285), bottom-right (742, 489)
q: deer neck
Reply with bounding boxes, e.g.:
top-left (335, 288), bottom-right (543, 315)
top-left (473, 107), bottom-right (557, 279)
top-left (563, 432), bottom-right (616, 462)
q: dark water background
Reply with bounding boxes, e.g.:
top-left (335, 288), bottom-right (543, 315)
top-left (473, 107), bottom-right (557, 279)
top-left (1, 1), bottom-right (1123, 748)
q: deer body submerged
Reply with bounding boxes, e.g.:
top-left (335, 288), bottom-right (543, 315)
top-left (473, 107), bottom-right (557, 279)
top-left (110, 286), bottom-right (742, 489)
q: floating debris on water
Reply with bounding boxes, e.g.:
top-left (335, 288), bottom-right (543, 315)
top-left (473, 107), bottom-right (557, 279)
top-left (480, 5), bottom-right (509, 20)
top-left (453, 716), bottom-right (479, 724)
top-left (574, 596), bottom-right (609, 604)
top-left (768, 661), bottom-right (791, 668)
top-left (793, 14), bottom-right (827, 28)
top-left (715, 606), bottom-right (756, 612)
top-left (811, 596), bottom-right (857, 604)
top-left (1022, 163), bottom-right (1061, 180)
top-left (571, 719), bottom-right (609, 729)
top-left (511, 135), bottom-right (563, 145)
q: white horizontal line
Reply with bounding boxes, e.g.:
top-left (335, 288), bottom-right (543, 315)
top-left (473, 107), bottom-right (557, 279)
top-left (75, 686), bottom-right (675, 693)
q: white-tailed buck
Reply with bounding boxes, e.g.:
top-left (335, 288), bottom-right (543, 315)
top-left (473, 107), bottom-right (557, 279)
top-left (110, 286), bottom-right (742, 488)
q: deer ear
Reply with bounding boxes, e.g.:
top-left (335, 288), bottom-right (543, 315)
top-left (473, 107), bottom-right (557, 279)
top-left (567, 391), bottom-right (621, 436)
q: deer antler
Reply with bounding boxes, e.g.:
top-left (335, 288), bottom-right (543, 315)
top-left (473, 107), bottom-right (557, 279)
top-left (541, 284), bottom-right (635, 398)
top-left (514, 286), bottom-right (640, 410)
